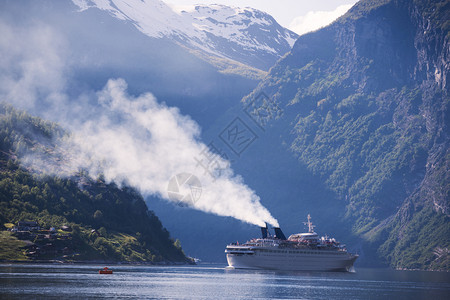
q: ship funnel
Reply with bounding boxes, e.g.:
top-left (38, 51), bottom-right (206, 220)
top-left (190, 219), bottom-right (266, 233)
top-left (273, 227), bottom-right (287, 240)
top-left (261, 223), bottom-right (269, 239)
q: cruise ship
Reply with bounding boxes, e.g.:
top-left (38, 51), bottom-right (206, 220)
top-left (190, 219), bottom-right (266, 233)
top-left (225, 215), bottom-right (358, 272)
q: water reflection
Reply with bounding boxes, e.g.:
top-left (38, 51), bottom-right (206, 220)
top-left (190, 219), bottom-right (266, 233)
top-left (0, 264), bottom-right (449, 299)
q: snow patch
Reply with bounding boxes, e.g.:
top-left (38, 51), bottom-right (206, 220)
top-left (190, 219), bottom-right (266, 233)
top-left (71, 0), bottom-right (298, 67)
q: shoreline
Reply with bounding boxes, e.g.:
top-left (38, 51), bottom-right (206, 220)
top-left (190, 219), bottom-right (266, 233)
top-left (0, 259), bottom-right (196, 266)
top-left (1, 260), bottom-right (448, 273)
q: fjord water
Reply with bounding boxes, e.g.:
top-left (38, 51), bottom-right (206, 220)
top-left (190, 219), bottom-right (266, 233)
top-left (0, 264), bottom-right (449, 299)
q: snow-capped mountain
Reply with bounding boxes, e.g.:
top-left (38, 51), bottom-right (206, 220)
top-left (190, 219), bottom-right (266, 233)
top-left (72, 0), bottom-right (298, 72)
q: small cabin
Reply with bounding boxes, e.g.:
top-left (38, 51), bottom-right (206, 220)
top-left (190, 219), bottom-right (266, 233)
top-left (60, 225), bottom-right (72, 232)
top-left (16, 221), bottom-right (40, 232)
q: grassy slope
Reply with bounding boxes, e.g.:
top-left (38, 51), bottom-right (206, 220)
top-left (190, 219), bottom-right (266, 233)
top-left (0, 231), bottom-right (28, 261)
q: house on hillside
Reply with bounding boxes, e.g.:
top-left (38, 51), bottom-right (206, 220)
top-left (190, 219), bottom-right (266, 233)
top-left (60, 225), bottom-right (72, 232)
top-left (16, 221), bottom-right (40, 232)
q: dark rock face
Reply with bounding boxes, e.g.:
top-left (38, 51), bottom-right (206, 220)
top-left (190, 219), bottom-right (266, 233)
top-left (245, 0), bottom-right (449, 270)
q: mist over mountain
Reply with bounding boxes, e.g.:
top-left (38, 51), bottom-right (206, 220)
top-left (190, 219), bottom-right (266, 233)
top-left (0, 0), bottom-right (247, 129)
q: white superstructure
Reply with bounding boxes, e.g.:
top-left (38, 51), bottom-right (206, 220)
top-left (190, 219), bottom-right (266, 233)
top-left (225, 215), bottom-right (358, 272)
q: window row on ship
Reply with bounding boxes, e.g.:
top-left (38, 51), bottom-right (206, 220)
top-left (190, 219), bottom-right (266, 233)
top-left (256, 249), bottom-right (343, 255)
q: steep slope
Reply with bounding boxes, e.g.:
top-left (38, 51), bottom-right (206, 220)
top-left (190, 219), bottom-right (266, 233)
top-left (242, 0), bottom-right (449, 270)
top-left (72, 0), bottom-right (298, 72)
top-left (0, 103), bottom-right (189, 263)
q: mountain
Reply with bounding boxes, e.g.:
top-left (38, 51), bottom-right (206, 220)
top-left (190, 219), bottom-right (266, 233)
top-left (72, 0), bottom-right (298, 72)
top-left (236, 0), bottom-right (449, 270)
top-left (148, 0), bottom-right (449, 269)
top-left (0, 104), bottom-right (189, 263)
top-left (2, 0), bottom-right (447, 270)
top-left (0, 0), bottom-right (300, 264)
top-left (0, 0), bottom-right (296, 130)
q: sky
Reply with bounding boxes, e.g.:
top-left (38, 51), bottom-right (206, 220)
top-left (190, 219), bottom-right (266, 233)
top-left (165, 0), bottom-right (359, 36)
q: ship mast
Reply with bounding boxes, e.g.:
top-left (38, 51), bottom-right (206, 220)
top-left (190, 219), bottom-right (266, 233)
top-left (303, 214), bottom-right (315, 233)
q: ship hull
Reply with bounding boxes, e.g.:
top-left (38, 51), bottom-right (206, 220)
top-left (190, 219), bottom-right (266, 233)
top-left (226, 250), bottom-right (357, 272)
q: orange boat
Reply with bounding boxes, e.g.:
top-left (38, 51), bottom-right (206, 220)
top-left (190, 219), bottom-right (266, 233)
top-left (99, 267), bottom-right (113, 274)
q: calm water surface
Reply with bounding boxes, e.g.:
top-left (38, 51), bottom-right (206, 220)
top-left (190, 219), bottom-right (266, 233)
top-left (0, 263), bottom-right (449, 299)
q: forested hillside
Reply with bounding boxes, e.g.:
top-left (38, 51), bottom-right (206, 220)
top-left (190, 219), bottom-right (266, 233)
top-left (0, 103), bottom-right (189, 263)
top-left (244, 0), bottom-right (449, 270)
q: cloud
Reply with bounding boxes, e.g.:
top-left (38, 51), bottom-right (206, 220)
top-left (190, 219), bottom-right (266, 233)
top-left (0, 20), bottom-right (68, 113)
top-left (0, 20), bottom-right (94, 125)
top-left (288, 4), bottom-right (353, 36)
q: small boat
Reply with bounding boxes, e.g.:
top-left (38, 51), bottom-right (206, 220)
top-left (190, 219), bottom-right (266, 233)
top-left (99, 267), bottom-right (113, 274)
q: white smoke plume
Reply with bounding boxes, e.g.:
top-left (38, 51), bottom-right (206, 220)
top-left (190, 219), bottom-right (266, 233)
top-left (64, 79), bottom-right (279, 227)
top-left (0, 20), bottom-right (279, 227)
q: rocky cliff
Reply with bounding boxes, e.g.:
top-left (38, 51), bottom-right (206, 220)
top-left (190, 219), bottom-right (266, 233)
top-left (244, 0), bottom-right (449, 270)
